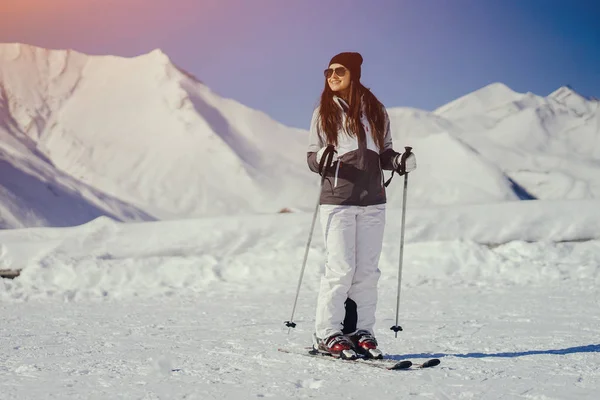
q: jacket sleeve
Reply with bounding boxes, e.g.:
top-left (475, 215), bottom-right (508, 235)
top-left (379, 108), bottom-right (401, 170)
top-left (307, 107), bottom-right (324, 173)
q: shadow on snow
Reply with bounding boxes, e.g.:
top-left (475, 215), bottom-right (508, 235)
top-left (388, 344), bottom-right (600, 360)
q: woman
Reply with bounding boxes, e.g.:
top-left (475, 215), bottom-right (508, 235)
top-left (307, 52), bottom-right (417, 360)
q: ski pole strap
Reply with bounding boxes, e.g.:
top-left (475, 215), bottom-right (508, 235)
top-left (318, 145), bottom-right (336, 176)
top-left (384, 170), bottom-right (395, 187)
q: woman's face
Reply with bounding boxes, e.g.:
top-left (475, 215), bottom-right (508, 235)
top-left (325, 63), bottom-right (351, 93)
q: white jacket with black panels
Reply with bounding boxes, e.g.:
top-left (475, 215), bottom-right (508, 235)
top-left (307, 96), bottom-right (400, 206)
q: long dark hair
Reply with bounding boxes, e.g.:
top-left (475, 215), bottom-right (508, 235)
top-left (317, 78), bottom-right (386, 150)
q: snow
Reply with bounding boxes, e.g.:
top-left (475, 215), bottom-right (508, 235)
top-left (1, 200), bottom-right (600, 398)
top-left (1, 43), bottom-right (600, 398)
top-left (1, 288), bottom-right (597, 399)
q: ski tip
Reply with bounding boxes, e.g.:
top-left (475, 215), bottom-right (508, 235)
top-left (420, 358), bottom-right (441, 368)
top-left (389, 360), bottom-right (412, 370)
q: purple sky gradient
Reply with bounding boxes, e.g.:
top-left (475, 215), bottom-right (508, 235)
top-left (1, 0), bottom-right (599, 128)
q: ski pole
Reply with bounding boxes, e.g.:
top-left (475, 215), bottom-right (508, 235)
top-left (285, 145), bottom-right (336, 333)
top-left (390, 146), bottom-right (412, 338)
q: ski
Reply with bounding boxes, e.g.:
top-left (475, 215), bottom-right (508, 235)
top-left (277, 347), bottom-right (440, 371)
top-left (412, 358), bottom-right (441, 369)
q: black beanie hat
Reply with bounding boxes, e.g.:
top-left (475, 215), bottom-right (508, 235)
top-left (329, 52), bottom-right (363, 81)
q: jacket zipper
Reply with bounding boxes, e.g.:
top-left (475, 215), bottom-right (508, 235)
top-left (334, 161), bottom-right (341, 188)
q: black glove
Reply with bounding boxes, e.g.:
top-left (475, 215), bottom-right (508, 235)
top-left (392, 146), bottom-right (417, 175)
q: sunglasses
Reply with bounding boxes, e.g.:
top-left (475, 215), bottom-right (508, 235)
top-left (324, 67), bottom-right (347, 79)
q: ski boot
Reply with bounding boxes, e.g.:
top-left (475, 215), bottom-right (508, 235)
top-left (313, 332), bottom-right (358, 360)
top-left (349, 330), bottom-right (383, 359)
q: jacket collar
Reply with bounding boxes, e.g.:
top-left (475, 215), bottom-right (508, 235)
top-left (333, 95), bottom-right (370, 117)
top-left (332, 95), bottom-right (350, 113)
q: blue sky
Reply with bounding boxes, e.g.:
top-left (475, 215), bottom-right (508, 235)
top-left (1, 0), bottom-right (599, 128)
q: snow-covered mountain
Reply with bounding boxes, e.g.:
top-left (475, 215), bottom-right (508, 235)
top-left (1, 43), bottom-right (599, 229)
top-left (0, 43), bottom-right (315, 228)
top-left (384, 82), bottom-right (600, 203)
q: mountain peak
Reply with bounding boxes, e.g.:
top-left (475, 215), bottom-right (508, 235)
top-left (548, 85), bottom-right (588, 101)
top-left (478, 82), bottom-right (516, 95)
top-left (547, 85), bottom-right (597, 114)
top-left (142, 48), bottom-right (171, 63)
top-left (434, 82), bottom-right (521, 118)
top-left (0, 43), bottom-right (176, 68)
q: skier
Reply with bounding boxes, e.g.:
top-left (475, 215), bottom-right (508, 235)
top-left (307, 52), bottom-right (417, 359)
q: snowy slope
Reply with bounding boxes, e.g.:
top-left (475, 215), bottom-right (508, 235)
top-left (1, 202), bottom-right (599, 398)
top-left (1, 199), bottom-right (599, 299)
top-left (0, 53), bottom-right (152, 228)
top-left (0, 124), bottom-right (152, 229)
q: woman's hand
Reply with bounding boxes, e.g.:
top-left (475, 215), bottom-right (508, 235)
top-left (393, 151), bottom-right (416, 174)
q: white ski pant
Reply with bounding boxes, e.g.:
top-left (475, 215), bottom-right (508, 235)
top-left (315, 204), bottom-right (386, 340)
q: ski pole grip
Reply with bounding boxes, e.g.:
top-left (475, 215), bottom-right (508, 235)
top-left (399, 146), bottom-right (413, 175)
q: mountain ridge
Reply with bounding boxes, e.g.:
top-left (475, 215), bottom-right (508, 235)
top-left (1, 43), bottom-right (599, 229)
